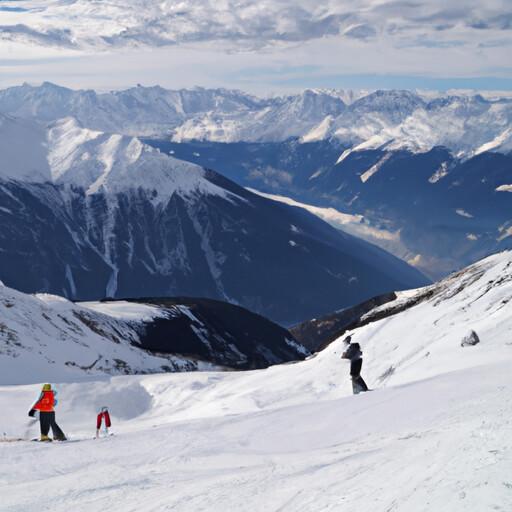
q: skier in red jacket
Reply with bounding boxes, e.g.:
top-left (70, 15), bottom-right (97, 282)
top-left (28, 384), bottom-right (67, 442)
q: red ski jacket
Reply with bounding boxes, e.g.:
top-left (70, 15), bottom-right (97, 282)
top-left (33, 391), bottom-right (55, 412)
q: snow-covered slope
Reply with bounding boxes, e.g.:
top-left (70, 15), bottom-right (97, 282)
top-left (0, 284), bottom-right (206, 385)
top-left (0, 82), bottom-right (262, 137)
top-left (180, 89), bottom-right (512, 159)
top-left (172, 89), bottom-right (346, 143)
top-left (1, 252), bottom-right (511, 511)
top-left (0, 284), bottom-right (309, 384)
top-left (0, 115), bottom-right (427, 324)
top-left (0, 114), bottom-right (232, 201)
top-left (1, 83), bottom-right (511, 158)
top-left (321, 91), bottom-right (512, 160)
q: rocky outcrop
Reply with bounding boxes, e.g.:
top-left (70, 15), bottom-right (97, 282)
top-left (461, 330), bottom-right (481, 347)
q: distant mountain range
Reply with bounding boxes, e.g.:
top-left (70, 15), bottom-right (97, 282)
top-left (1, 83), bottom-right (511, 157)
top-left (0, 113), bottom-right (427, 325)
top-left (1, 82), bottom-right (509, 281)
top-left (37, 83), bottom-right (494, 278)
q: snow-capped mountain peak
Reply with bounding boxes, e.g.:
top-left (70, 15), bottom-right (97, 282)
top-left (1, 83), bottom-right (511, 158)
top-left (2, 114), bottom-right (239, 203)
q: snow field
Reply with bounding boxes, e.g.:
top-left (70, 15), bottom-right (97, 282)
top-left (1, 252), bottom-right (512, 510)
top-left (0, 361), bottom-right (511, 511)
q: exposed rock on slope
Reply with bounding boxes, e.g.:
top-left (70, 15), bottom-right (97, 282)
top-left (0, 283), bottom-right (308, 385)
top-left (290, 292), bottom-right (397, 352)
top-left (88, 297), bottom-right (308, 370)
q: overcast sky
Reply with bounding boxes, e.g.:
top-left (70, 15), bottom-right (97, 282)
top-left (1, 0), bottom-right (511, 93)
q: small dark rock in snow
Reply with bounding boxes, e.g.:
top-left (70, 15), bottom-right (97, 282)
top-left (461, 330), bottom-right (480, 347)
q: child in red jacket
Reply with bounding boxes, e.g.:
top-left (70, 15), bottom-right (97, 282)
top-left (28, 384), bottom-right (67, 442)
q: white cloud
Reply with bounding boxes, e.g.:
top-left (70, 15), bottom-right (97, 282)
top-left (0, 1), bottom-right (511, 92)
top-left (0, 1), bottom-right (511, 51)
top-left (456, 209), bottom-right (474, 219)
top-left (248, 188), bottom-right (401, 242)
top-left (407, 254), bottom-right (423, 267)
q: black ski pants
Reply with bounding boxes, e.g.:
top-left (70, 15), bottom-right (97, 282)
top-left (350, 359), bottom-right (369, 394)
top-left (352, 375), bottom-right (369, 394)
top-left (40, 411), bottom-right (66, 439)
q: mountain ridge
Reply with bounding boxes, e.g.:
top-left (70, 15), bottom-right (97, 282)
top-left (1, 83), bottom-right (511, 158)
top-left (0, 115), bottom-right (428, 324)
top-left (150, 138), bottom-right (512, 279)
top-left (0, 283), bottom-right (309, 384)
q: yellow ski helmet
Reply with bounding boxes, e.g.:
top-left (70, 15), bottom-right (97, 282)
top-left (42, 383), bottom-right (52, 391)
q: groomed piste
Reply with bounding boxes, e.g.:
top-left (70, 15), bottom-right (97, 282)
top-left (1, 252), bottom-right (511, 511)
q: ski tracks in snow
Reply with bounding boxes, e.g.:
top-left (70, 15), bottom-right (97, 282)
top-left (1, 361), bottom-right (511, 511)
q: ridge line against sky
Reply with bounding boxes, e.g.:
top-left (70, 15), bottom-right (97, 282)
top-left (3, 80), bottom-right (512, 101)
top-left (0, 1), bottom-right (511, 93)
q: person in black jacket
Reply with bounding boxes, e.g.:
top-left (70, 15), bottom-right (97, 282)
top-left (341, 336), bottom-right (369, 394)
